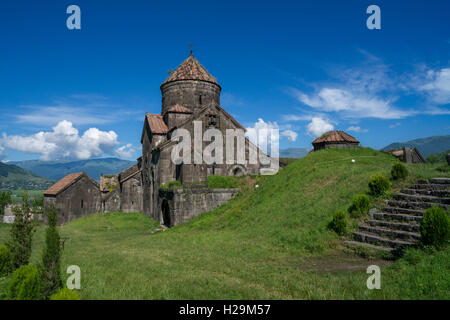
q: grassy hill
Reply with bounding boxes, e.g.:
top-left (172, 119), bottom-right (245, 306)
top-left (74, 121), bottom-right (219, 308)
top-left (0, 148), bottom-right (448, 299)
top-left (0, 162), bottom-right (54, 190)
top-left (10, 157), bottom-right (136, 182)
top-left (382, 135), bottom-right (450, 157)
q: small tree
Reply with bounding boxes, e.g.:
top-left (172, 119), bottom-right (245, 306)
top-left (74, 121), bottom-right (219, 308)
top-left (0, 191), bottom-right (12, 216)
top-left (7, 191), bottom-right (35, 270)
top-left (39, 204), bottom-right (62, 299)
top-left (420, 206), bottom-right (449, 247)
top-left (8, 265), bottom-right (40, 300)
top-left (368, 174), bottom-right (391, 197)
top-left (348, 194), bottom-right (371, 218)
top-left (329, 210), bottom-right (347, 235)
top-left (391, 162), bottom-right (408, 180)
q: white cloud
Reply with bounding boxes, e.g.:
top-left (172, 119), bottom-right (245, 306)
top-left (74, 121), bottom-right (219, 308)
top-left (347, 126), bottom-right (368, 133)
top-left (294, 87), bottom-right (411, 119)
top-left (1, 120), bottom-right (133, 161)
top-left (280, 130), bottom-right (298, 142)
top-left (0, 145), bottom-right (5, 161)
top-left (114, 143), bottom-right (136, 159)
top-left (419, 68), bottom-right (450, 104)
top-left (306, 117), bottom-right (334, 137)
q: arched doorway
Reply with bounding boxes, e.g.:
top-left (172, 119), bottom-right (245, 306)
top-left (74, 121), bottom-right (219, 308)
top-left (161, 199), bottom-right (171, 227)
top-left (228, 164), bottom-right (246, 177)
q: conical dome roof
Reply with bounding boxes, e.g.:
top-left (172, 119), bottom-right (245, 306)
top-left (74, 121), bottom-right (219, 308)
top-left (162, 53), bottom-right (219, 86)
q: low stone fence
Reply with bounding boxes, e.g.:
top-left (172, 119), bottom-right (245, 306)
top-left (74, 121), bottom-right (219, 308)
top-left (1, 214), bottom-right (43, 224)
top-left (159, 187), bottom-right (240, 227)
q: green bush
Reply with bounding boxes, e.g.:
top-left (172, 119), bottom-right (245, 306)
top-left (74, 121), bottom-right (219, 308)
top-left (391, 162), bottom-right (408, 180)
top-left (329, 210), bottom-right (347, 235)
top-left (348, 194), bottom-right (371, 218)
top-left (8, 265), bottom-right (40, 300)
top-left (0, 245), bottom-right (12, 276)
top-left (368, 174), bottom-right (391, 196)
top-left (420, 206), bottom-right (450, 247)
top-left (50, 288), bottom-right (80, 300)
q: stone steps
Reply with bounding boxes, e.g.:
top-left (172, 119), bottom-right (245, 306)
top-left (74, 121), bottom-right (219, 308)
top-left (382, 206), bottom-right (423, 216)
top-left (410, 184), bottom-right (448, 191)
top-left (372, 212), bottom-right (423, 222)
top-left (352, 232), bottom-right (417, 249)
top-left (385, 200), bottom-right (448, 211)
top-left (394, 193), bottom-right (450, 205)
top-left (401, 188), bottom-right (450, 197)
top-left (358, 224), bottom-right (420, 242)
top-left (344, 240), bottom-right (395, 253)
top-left (346, 177), bottom-right (449, 256)
top-left (366, 219), bottom-right (420, 232)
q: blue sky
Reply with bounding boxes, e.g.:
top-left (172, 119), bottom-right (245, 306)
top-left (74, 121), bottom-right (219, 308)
top-left (0, 0), bottom-right (449, 161)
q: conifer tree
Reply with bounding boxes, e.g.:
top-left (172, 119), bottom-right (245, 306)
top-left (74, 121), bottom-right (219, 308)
top-left (39, 204), bottom-right (62, 299)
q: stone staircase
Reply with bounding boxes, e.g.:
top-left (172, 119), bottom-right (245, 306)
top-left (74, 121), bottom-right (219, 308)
top-left (345, 177), bottom-right (450, 255)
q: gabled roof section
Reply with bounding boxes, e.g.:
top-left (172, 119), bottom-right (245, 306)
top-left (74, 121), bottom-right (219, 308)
top-left (162, 53), bottom-right (219, 86)
top-left (312, 130), bottom-right (359, 144)
top-left (44, 172), bottom-right (84, 196)
top-left (118, 164), bottom-right (141, 183)
top-left (146, 113), bottom-right (168, 134)
top-left (164, 104), bottom-right (193, 115)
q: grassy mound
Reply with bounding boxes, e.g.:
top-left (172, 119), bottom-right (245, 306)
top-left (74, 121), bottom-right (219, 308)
top-left (0, 147), bottom-right (448, 299)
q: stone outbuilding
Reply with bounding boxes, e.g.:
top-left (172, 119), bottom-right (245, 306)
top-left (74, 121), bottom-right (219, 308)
top-left (312, 130), bottom-right (360, 151)
top-left (44, 172), bottom-right (102, 225)
top-left (384, 147), bottom-right (426, 164)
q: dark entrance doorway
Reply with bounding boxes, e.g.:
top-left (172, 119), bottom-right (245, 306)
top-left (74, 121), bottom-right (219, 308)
top-left (162, 200), bottom-right (171, 227)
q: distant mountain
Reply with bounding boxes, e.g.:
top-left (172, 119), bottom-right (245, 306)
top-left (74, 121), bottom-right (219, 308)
top-left (11, 158), bottom-right (136, 182)
top-left (0, 162), bottom-right (54, 190)
top-left (382, 135), bottom-right (450, 157)
top-left (279, 148), bottom-right (311, 158)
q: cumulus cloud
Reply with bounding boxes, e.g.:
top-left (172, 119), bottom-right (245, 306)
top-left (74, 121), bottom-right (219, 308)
top-left (347, 126), bottom-right (368, 133)
top-left (293, 87), bottom-right (410, 119)
top-left (280, 130), bottom-right (298, 142)
top-left (419, 68), bottom-right (450, 104)
top-left (1, 120), bottom-right (133, 161)
top-left (306, 117), bottom-right (334, 137)
top-left (114, 143), bottom-right (136, 159)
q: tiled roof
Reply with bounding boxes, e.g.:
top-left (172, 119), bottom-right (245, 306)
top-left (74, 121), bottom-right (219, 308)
top-left (44, 172), bottom-right (84, 196)
top-left (162, 53), bottom-right (219, 86)
top-left (100, 175), bottom-right (118, 192)
top-left (146, 113), bottom-right (168, 134)
top-left (165, 104), bottom-right (192, 114)
top-left (312, 130), bottom-right (359, 144)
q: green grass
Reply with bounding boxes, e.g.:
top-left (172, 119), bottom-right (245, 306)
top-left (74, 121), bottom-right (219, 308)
top-left (0, 147), bottom-right (449, 299)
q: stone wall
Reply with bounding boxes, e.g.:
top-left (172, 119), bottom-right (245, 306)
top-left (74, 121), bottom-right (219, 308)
top-left (159, 187), bottom-right (239, 227)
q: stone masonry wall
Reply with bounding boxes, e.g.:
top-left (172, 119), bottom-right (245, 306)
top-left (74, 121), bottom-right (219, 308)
top-left (159, 188), bottom-right (239, 226)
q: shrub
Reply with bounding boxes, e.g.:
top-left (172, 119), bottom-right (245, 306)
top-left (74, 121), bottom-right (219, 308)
top-left (39, 204), bottom-right (62, 299)
top-left (391, 162), bottom-right (408, 180)
top-left (420, 206), bottom-right (450, 247)
top-left (368, 174), bottom-right (391, 196)
top-left (348, 194), bottom-right (371, 218)
top-left (8, 265), bottom-right (40, 300)
top-left (50, 288), bottom-right (80, 300)
top-left (329, 210), bottom-right (347, 235)
top-left (0, 245), bottom-right (12, 276)
top-left (7, 191), bottom-right (36, 270)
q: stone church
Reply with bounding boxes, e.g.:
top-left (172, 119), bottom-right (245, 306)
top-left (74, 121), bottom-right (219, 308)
top-left (140, 52), bottom-right (273, 225)
top-left (44, 52), bottom-right (274, 226)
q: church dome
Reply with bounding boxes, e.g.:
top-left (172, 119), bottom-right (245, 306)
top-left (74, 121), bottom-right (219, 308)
top-left (162, 53), bottom-right (219, 86)
top-left (160, 53), bottom-right (221, 114)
